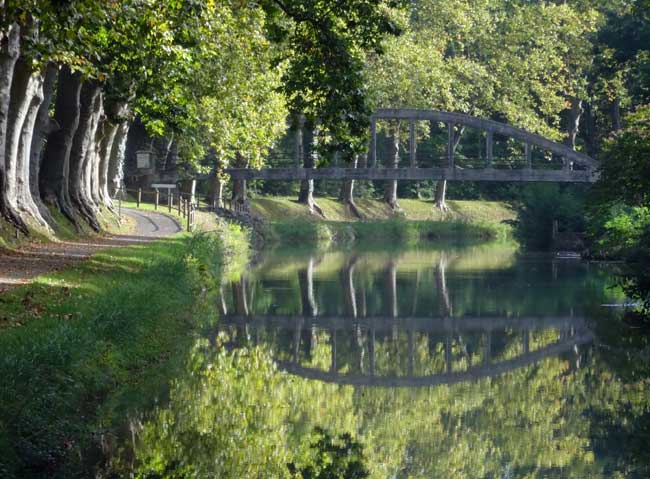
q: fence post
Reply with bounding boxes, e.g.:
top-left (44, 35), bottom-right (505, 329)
top-left (168, 191), bottom-right (173, 213)
top-left (187, 203), bottom-right (192, 232)
top-left (155, 189), bottom-right (159, 210)
top-left (137, 188), bottom-right (141, 208)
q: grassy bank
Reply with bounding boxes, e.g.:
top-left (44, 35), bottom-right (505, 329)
top-left (251, 197), bottom-right (515, 246)
top-left (0, 222), bottom-right (248, 478)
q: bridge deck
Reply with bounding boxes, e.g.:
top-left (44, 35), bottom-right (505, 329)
top-left (224, 167), bottom-right (597, 183)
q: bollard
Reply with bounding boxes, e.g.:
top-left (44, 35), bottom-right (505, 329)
top-left (137, 188), bottom-right (141, 208)
top-left (155, 189), bottom-right (159, 210)
top-left (168, 192), bottom-right (173, 213)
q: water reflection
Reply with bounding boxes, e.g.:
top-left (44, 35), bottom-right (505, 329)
top-left (217, 244), bottom-right (610, 387)
top-left (104, 243), bottom-right (650, 478)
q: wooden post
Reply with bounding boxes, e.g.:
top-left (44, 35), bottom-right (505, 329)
top-left (525, 143), bottom-right (532, 169)
top-left (137, 188), bottom-right (141, 208)
top-left (369, 118), bottom-right (377, 167)
top-left (447, 122), bottom-right (455, 169)
top-left (187, 203), bottom-right (192, 232)
top-left (177, 194), bottom-right (182, 215)
top-left (486, 131), bottom-right (493, 168)
top-left (169, 192), bottom-right (173, 213)
top-left (409, 120), bottom-right (416, 167)
top-left (154, 189), bottom-right (159, 210)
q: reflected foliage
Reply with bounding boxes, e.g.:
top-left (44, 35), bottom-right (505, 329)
top-left (100, 243), bottom-right (650, 479)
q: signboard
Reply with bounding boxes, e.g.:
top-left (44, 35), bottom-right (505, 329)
top-left (136, 151), bottom-right (151, 169)
top-left (151, 184), bottom-right (177, 189)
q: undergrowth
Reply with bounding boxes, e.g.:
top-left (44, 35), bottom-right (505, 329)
top-left (0, 222), bottom-right (249, 478)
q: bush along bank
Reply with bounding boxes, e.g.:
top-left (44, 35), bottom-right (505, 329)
top-left (0, 222), bottom-right (249, 478)
top-left (267, 217), bottom-right (512, 247)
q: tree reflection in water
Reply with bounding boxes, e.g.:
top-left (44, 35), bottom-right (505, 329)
top-left (104, 243), bottom-right (650, 478)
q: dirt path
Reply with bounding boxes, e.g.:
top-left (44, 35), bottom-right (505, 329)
top-left (0, 209), bottom-right (182, 293)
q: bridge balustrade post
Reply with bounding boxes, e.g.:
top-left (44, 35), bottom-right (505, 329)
top-left (486, 131), bottom-right (493, 168)
top-left (409, 120), bottom-right (416, 167)
top-left (447, 123), bottom-right (455, 168)
top-left (525, 143), bottom-right (532, 169)
top-left (369, 118), bottom-right (377, 167)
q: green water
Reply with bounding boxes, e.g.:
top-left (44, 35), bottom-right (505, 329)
top-left (107, 242), bottom-right (650, 478)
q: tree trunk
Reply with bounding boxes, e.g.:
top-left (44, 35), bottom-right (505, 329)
top-left (298, 124), bottom-right (325, 217)
top-left (583, 101), bottom-right (597, 157)
top-left (0, 23), bottom-right (25, 230)
top-left (97, 120), bottom-right (118, 207)
top-left (99, 101), bottom-right (128, 206)
top-left (68, 81), bottom-right (101, 230)
top-left (16, 67), bottom-right (50, 229)
top-left (208, 164), bottom-right (224, 209)
top-left (434, 180), bottom-right (448, 212)
top-left (339, 154), bottom-right (361, 218)
top-left (29, 62), bottom-right (58, 227)
top-left (564, 97), bottom-right (583, 150)
top-left (5, 58), bottom-right (36, 230)
top-left (107, 121), bottom-right (129, 197)
top-left (384, 123), bottom-right (400, 210)
top-left (41, 65), bottom-right (83, 226)
top-left (87, 98), bottom-right (105, 208)
top-left (231, 153), bottom-right (249, 210)
top-left (434, 127), bottom-right (464, 212)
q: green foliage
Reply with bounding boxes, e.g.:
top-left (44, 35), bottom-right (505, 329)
top-left (289, 428), bottom-right (369, 479)
top-left (593, 105), bottom-right (650, 207)
top-left (515, 184), bottom-right (586, 250)
top-left (266, 0), bottom-right (405, 160)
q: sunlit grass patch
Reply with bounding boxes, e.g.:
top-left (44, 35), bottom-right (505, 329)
top-left (0, 221), bottom-right (249, 477)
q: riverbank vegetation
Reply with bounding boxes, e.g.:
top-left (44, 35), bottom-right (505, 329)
top-left (0, 224), bottom-right (248, 477)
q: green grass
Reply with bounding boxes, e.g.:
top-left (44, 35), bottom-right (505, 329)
top-left (251, 196), bottom-right (516, 224)
top-left (0, 222), bottom-right (249, 478)
top-left (252, 197), bottom-right (515, 247)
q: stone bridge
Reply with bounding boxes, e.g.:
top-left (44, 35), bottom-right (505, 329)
top-left (225, 108), bottom-right (599, 183)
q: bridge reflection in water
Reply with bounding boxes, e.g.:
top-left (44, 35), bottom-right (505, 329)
top-left (218, 314), bottom-right (591, 387)
top-left (215, 249), bottom-right (593, 388)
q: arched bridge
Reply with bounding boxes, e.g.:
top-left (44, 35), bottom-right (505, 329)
top-left (226, 108), bottom-right (599, 183)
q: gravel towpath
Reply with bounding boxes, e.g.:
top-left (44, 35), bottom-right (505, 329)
top-left (0, 209), bottom-right (182, 293)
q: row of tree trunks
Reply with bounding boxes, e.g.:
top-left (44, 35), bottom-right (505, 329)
top-left (2, 48), bottom-right (130, 235)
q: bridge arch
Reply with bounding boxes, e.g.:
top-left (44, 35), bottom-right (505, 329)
top-left (225, 108), bottom-right (599, 184)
